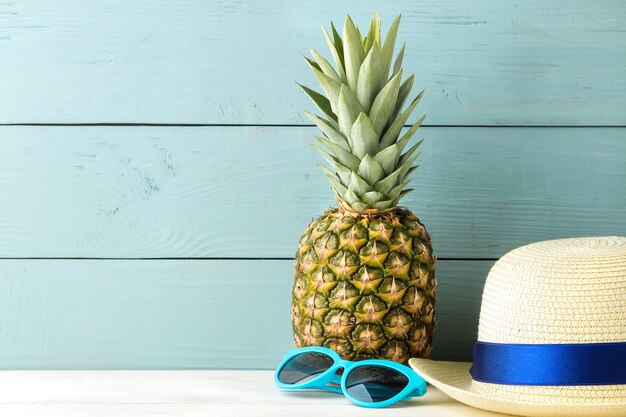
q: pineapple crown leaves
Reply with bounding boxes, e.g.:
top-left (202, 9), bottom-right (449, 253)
top-left (299, 12), bottom-right (425, 212)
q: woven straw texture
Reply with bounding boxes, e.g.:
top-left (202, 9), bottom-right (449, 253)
top-left (410, 237), bottom-right (626, 417)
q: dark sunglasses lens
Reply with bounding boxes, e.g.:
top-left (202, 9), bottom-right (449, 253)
top-left (277, 352), bottom-right (334, 385)
top-left (345, 366), bottom-right (409, 403)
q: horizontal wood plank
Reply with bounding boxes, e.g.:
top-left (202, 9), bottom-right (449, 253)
top-left (0, 1), bottom-right (624, 125)
top-left (0, 371), bottom-right (499, 417)
top-left (0, 259), bottom-right (490, 369)
top-left (1, 126), bottom-right (625, 259)
top-left (0, 403), bottom-right (497, 417)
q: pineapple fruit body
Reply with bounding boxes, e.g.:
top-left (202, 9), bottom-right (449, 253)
top-left (292, 206), bottom-right (436, 364)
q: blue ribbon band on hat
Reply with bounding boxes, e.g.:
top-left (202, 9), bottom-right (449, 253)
top-left (470, 341), bottom-right (626, 386)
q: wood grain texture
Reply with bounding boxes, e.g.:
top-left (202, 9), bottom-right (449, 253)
top-left (1, 126), bottom-right (625, 259)
top-left (1, 0), bottom-right (625, 371)
top-left (0, 371), bottom-right (503, 417)
top-left (0, 1), bottom-right (624, 125)
top-left (0, 259), bottom-right (490, 369)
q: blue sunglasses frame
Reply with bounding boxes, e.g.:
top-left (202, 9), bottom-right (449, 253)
top-left (274, 346), bottom-right (427, 408)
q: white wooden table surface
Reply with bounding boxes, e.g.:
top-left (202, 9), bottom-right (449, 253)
top-left (0, 371), bottom-right (508, 416)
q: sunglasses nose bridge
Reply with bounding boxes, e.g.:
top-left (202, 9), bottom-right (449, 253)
top-left (327, 365), bottom-right (341, 386)
top-left (327, 362), bottom-right (346, 379)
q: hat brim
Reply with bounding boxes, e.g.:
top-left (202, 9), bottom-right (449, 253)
top-left (409, 359), bottom-right (626, 417)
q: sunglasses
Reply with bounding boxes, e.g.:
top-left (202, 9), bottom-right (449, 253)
top-left (274, 346), bottom-right (427, 408)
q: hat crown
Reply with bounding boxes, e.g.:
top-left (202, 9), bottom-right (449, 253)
top-left (477, 236), bottom-right (626, 344)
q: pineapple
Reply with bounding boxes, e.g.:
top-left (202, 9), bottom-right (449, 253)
top-left (292, 13), bottom-right (436, 364)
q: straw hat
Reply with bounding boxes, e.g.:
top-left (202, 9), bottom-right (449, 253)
top-left (410, 237), bottom-right (626, 417)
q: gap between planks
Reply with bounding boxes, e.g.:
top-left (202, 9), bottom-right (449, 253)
top-left (1, 123), bottom-right (626, 128)
top-left (0, 257), bottom-right (497, 261)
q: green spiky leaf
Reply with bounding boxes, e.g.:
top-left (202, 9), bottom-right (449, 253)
top-left (356, 44), bottom-right (381, 112)
top-left (330, 23), bottom-right (345, 62)
top-left (399, 142), bottom-right (422, 164)
top-left (380, 92), bottom-right (424, 148)
top-left (337, 85), bottom-right (364, 142)
top-left (380, 15), bottom-right (401, 84)
top-left (344, 188), bottom-right (362, 205)
top-left (303, 56), bottom-right (321, 71)
top-left (318, 164), bottom-right (349, 194)
top-left (388, 180), bottom-right (411, 200)
top-left (322, 24), bottom-right (346, 81)
top-left (310, 144), bottom-right (352, 184)
top-left (306, 60), bottom-right (342, 113)
top-left (373, 199), bottom-right (394, 210)
top-left (363, 12), bottom-right (381, 53)
top-left (397, 118), bottom-right (425, 153)
top-left (350, 112), bottom-right (379, 158)
top-left (350, 201), bottom-right (369, 211)
top-left (343, 16), bottom-right (365, 91)
top-left (392, 41), bottom-right (406, 78)
top-left (348, 171), bottom-right (373, 195)
top-left (304, 111), bottom-right (348, 150)
top-left (315, 135), bottom-right (360, 171)
top-left (357, 154), bottom-right (385, 184)
top-left (297, 83), bottom-right (337, 124)
top-left (373, 144), bottom-right (400, 175)
top-left (374, 164), bottom-right (403, 194)
top-left (401, 166), bottom-right (418, 183)
top-left (310, 49), bottom-right (342, 83)
top-left (393, 75), bottom-right (415, 119)
top-left (396, 188), bottom-right (414, 202)
top-left (369, 70), bottom-right (402, 134)
top-left (399, 155), bottom-right (418, 179)
top-left (361, 190), bottom-right (385, 204)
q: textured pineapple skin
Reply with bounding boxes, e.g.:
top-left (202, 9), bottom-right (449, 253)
top-left (292, 206), bottom-right (436, 364)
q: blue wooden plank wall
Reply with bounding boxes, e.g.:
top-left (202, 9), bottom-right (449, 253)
top-left (0, 1), bottom-right (624, 369)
